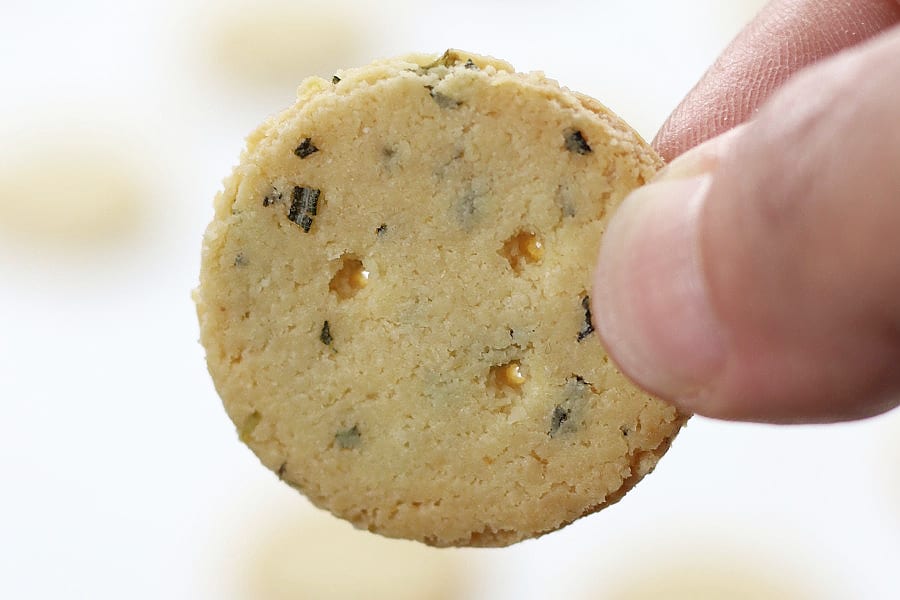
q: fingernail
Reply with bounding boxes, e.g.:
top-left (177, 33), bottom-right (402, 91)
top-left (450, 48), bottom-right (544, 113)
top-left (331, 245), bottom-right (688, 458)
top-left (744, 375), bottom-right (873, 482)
top-left (655, 123), bottom-right (748, 181)
top-left (593, 176), bottom-right (725, 400)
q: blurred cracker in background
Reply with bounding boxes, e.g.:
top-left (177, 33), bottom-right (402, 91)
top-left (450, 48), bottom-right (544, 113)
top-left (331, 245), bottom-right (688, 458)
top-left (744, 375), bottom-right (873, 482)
top-left (199, 0), bottom-right (386, 96)
top-left (225, 499), bottom-right (470, 600)
top-left (582, 521), bottom-right (847, 600)
top-left (599, 554), bottom-right (819, 600)
top-left (0, 123), bottom-right (152, 254)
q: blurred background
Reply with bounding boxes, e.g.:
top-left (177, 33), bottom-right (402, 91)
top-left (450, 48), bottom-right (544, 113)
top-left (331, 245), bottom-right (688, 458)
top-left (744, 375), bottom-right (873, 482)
top-left (1, 1), bottom-right (898, 598)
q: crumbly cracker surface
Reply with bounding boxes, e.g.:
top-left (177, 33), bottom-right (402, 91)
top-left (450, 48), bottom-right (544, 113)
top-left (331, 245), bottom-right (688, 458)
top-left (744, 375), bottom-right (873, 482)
top-left (196, 50), bottom-right (686, 547)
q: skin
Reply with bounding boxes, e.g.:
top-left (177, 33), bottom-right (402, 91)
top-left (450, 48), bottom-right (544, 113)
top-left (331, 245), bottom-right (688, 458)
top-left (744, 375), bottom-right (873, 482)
top-left (592, 0), bottom-right (900, 423)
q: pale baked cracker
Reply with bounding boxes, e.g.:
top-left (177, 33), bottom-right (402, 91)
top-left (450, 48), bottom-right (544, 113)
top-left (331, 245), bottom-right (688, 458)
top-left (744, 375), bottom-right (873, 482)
top-left (196, 50), bottom-right (687, 547)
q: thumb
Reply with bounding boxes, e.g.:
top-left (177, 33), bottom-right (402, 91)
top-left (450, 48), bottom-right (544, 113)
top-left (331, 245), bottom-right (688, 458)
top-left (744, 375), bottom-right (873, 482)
top-left (593, 27), bottom-right (900, 423)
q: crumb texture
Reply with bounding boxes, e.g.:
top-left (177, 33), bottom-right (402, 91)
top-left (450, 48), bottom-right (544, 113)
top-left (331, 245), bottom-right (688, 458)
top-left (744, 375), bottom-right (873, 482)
top-left (196, 49), bottom-right (684, 547)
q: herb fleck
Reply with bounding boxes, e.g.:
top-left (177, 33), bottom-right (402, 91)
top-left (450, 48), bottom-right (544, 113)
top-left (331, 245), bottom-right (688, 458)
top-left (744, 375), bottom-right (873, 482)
top-left (335, 425), bottom-right (361, 449)
top-left (547, 374), bottom-right (591, 437)
top-left (332, 75), bottom-right (341, 84)
top-left (239, 411), bottom-right (262, 444)
top-left (620, 425), bottom-right (630, 437)
top-left (425, 85), bottom-right (462, 109)
top-left (376, 224), bottom-right (387, 236)
top-left (234, 253), bottom-right (248, 267)
top-left (464, 58), bottom-right (477, 69)
top-left (294, 137), bottom-right (319, 159)
top-left (319, 320), bottom-right (333, 345)
top-left (263, 188), bottom-right (283, 207)
top-left (422, 49), bottom-right (461, 70)
top-left (577, 295), bottom-right (594, 342)
top-left (287, 196), bottom-right (302, 222)
top-left (565, 129), bottom-right (592, 155)
top-left (292, 185), bottom-right (318, 215)
top-left (549, 406), bottom-right (571, 437)
top-left (549, 376), bottom-right (590, 437)
top-left (288, 186), bottom-right (321, 232)
top-left (458, 190), bottom-right (477, 222)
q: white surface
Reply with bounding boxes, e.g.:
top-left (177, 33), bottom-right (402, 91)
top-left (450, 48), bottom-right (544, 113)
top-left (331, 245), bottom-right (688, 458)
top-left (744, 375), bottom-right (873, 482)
top-left (1, 1), bottom-right (897, 598)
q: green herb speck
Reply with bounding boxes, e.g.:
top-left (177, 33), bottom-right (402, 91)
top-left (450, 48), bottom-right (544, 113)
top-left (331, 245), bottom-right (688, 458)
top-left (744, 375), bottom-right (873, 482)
top-left (458, 190), bottom-right (477, 223)
top-left (549, 376), bottom-right (591, 437)
top-left (565, 129), bottom-right (592, 155)
top-left (549, 406), bottom-right (571, 437)
top-left (288, 186), bottom-right (321, 232)
top-left (425, 85), bottom-right (461, 109)
top-left (234, 253), bottom-right (248, 267)
top-left (292, 185), bottom-right (318, 215)
top-left (294, 137), bottom-right (319, 159)
top-left (376, 224), bottom-right (387, 236)
top-left (239, 411), bottom-right (262, 443)
top-left (263, 188), bottom-right (283, 207)
top-left (422, 49), bottom-right (460, 70)
top-left (332, 75), bottom-right (341, 84)
top-left (320, 321), bottom-right (333, 345)
top-left (577, 295), bottom-right (594, 342)
top-left (335, 425), bottom-right (361, 449)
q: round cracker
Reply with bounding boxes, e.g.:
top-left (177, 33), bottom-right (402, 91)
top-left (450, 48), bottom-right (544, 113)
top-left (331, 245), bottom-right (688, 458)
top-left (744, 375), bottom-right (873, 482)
top-left (196, 50), bottom-right (686, 547)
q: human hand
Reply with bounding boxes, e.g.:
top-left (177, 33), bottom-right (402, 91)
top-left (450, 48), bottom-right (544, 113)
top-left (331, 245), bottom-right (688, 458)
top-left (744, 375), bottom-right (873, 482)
top-left (592, 0), bottom-right (900, 423)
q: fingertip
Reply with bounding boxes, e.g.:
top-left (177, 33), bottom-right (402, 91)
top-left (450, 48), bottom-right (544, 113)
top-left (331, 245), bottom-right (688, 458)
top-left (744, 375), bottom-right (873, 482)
top-left (593, 175), bottom-right (725, 404)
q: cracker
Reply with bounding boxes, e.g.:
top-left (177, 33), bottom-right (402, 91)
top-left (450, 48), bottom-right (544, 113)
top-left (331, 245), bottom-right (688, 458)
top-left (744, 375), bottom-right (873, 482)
top-left (196, 50), bottom-right (687, 547)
